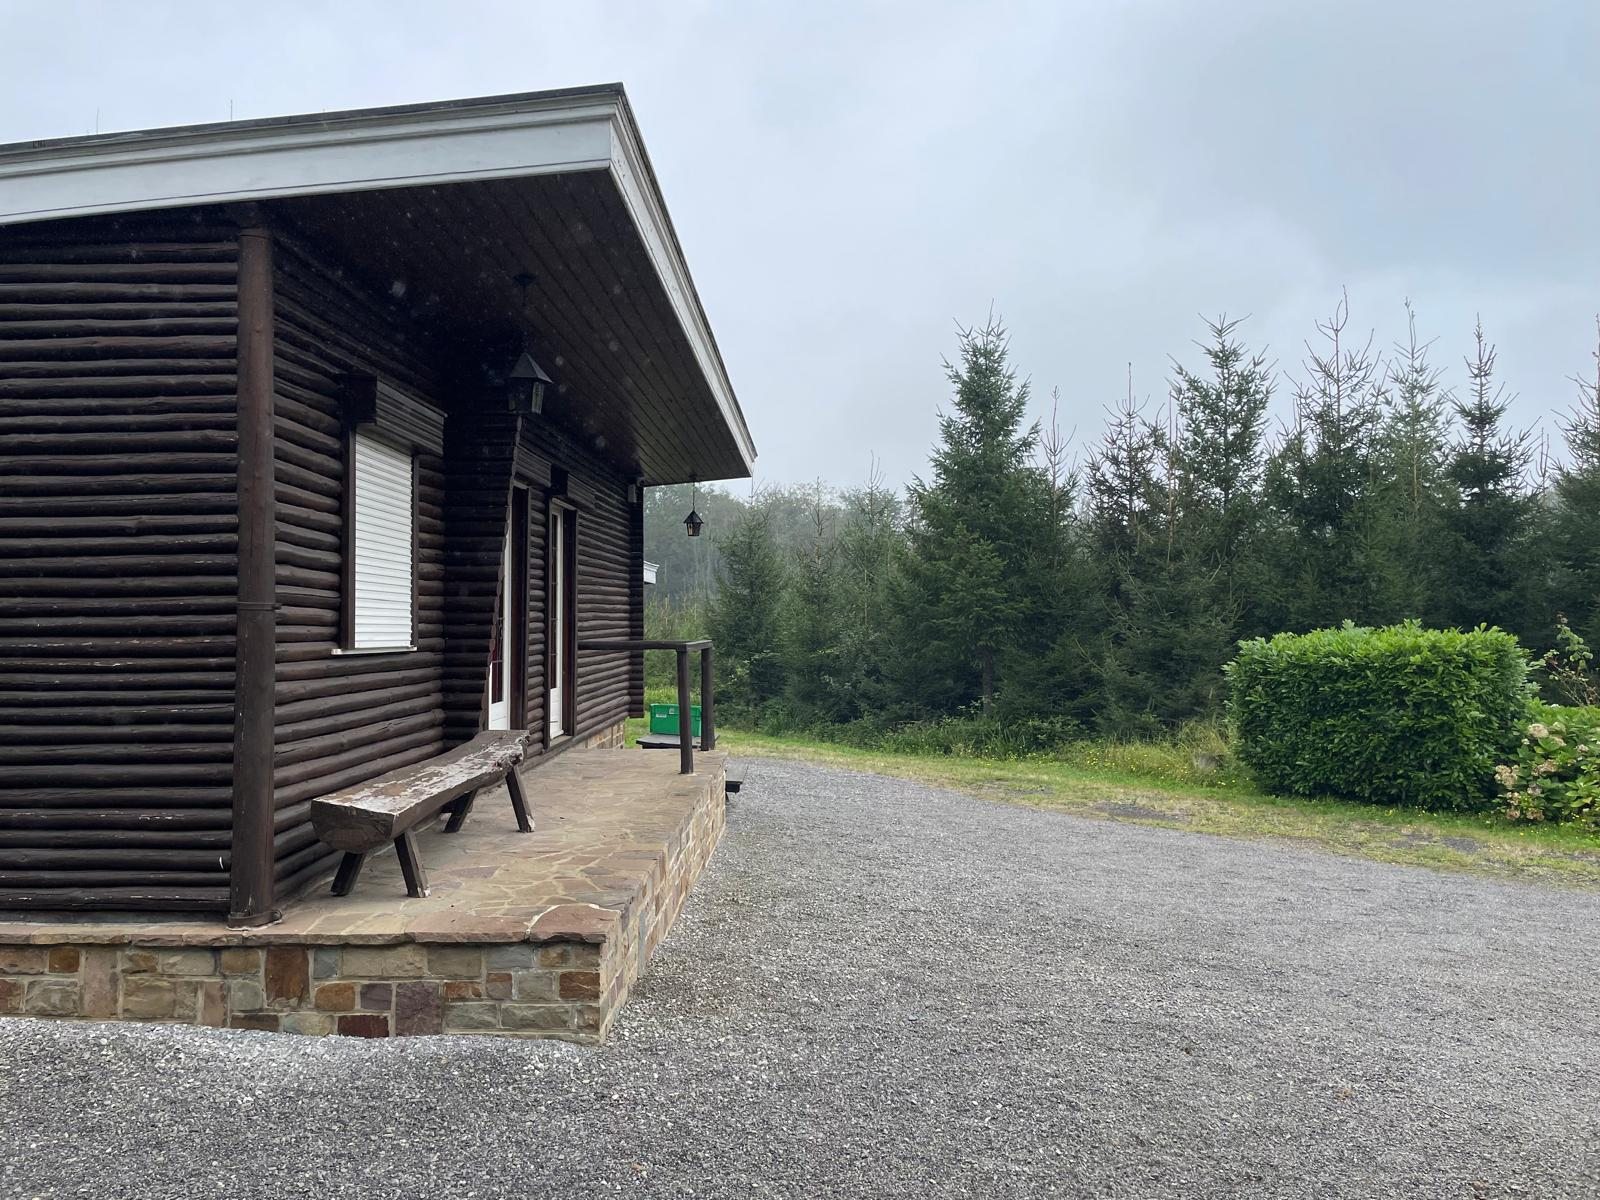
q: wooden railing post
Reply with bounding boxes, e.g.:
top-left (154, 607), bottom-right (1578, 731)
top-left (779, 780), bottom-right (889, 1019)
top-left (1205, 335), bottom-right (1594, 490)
top-left (675, 647), bottom-right (694, 775)
top-left (574, 637), bottom-right (713, 771)
top-left (699, 645), bottom-right (716, 751)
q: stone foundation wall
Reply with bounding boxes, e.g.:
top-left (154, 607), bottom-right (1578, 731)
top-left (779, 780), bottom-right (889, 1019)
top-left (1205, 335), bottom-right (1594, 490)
top-left (0, 751), bottom-right (726, 1043)
top-left (609, 752), bottom-right (727, 1005)
top-left (576, 719), bottom-right (628, 750)
top-left (0, 939), bottom-right (609, 1037)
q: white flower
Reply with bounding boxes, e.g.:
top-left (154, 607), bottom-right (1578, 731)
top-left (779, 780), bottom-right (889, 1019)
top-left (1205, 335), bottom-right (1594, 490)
top-left (1528, 723), bottom-right (1550, 739)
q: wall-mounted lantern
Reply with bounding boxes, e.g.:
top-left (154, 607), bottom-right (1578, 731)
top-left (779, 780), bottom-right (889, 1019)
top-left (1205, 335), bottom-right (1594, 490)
top-left (506, 351), bottom-right (552, 415)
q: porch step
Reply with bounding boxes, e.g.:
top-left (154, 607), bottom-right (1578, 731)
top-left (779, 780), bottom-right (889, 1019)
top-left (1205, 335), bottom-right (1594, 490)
top-left (635, 733), bottom-right (704, 751)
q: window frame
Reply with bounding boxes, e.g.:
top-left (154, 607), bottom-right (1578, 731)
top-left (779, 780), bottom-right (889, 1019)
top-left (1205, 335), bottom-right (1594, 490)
top-left (337, 424), bottom-right (420, 655)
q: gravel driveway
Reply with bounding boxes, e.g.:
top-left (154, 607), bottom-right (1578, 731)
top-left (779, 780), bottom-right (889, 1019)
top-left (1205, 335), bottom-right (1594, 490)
top-left (3, 757), bottom-right (1598, 1199)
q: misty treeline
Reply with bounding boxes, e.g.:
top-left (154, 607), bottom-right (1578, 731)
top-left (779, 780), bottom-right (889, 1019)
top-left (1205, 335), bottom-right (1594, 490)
top-left (644, 296), bottom-right (1600, 744)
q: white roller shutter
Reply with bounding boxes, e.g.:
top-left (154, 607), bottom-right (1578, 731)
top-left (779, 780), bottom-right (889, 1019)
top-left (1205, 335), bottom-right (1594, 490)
top-left (351, 430), bottom-right (414, 649)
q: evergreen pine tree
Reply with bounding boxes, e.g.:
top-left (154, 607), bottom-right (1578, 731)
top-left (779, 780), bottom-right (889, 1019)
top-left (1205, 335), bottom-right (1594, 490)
top-left (1265, 292), bottom-right (1388, 628)
top-left (1369, 302), bottom-right (1452, 622)
top-left (1169, 316), bottom-right (1274, 636)
top-left (781, 483), bottom-right (849, 725)
top-left (1434, 318), bottom-right (1537, 633)
top-left (1085, 372), bottom-right (1168, 585)
top-left (1000, 395), bottom-right (1098, 725)
top-left (831, 467), bottom-right (905, 720)
top-left (1083, 373), bottom-right (1233, 730)
top-left (900, 316), bottom-right (1054, 712)
top-left (1550, 319), bottom-right (1600, 641)
top-left (707, 496), bottom-right (788, 717)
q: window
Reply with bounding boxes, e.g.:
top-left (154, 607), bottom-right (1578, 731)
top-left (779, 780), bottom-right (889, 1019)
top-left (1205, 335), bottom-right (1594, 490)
top-left (347, 429), bottom-right (415, 650)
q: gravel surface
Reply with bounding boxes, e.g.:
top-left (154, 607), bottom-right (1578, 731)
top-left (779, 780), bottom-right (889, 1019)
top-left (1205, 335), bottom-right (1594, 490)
top-left (3, 756), bottom-right (1599, 1199)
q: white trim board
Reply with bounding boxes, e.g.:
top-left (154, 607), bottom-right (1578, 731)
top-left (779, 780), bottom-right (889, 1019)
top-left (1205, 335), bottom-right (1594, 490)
top-left (0, 94), bottom-right (616, 225)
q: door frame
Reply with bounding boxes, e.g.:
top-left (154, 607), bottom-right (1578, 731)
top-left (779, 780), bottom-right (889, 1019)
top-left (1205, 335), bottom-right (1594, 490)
top-left (507, 485), bottom-right (529, 729)
top-left (545, 499), bottom-right (577, 745)
top-left (487, 485), bottom-right (529, 730)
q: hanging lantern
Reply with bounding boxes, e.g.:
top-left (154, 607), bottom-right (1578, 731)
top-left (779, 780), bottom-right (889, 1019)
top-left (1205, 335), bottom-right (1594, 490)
top-left (684, 482), bottom-right (704, 537)
top-left (506, 350), bottom-right (552, 415)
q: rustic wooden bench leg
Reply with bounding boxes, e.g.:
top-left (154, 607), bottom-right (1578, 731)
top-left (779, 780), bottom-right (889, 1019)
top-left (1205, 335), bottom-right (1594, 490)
top-left (331, 851), bottom-right (367, 896)
top-left (443, 789), bottom-right (478, 833)
top-left (506, 768), bottom-right (534, 833)
top-left (394, 829), bottom-right (429, 897)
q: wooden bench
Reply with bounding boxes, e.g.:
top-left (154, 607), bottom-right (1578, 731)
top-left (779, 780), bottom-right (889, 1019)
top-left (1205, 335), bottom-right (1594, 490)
top-left (309, 730), bottom-right (531, 898)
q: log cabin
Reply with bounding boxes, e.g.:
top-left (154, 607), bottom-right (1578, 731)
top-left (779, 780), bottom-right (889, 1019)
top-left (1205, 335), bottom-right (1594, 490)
top-left (0, 85), bottom-right (755, 926)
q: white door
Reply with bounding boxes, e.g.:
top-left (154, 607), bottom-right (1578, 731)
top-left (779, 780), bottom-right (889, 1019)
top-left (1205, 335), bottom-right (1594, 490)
top-left (548, 511), bottom-right (568, 739)
top-left (487, 532), bottom-right (513, 730)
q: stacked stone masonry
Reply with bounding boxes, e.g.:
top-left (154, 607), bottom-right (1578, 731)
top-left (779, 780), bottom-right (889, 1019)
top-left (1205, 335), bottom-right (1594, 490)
top-left (575, 723), bottom-right (627, 750)
top-left (0, 939), bottom-right (613, 1038)
top-left (0, 746), bottom-right (726, 1043)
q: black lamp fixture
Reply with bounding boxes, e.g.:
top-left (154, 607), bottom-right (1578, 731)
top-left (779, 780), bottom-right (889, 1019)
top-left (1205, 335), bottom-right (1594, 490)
top-left (506, 350), bottom-right (553, 415)
top-left (684, 480), bottom-right (704, 538)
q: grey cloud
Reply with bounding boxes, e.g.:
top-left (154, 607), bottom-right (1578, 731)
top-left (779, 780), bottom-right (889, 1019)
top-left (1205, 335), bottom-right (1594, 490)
top-left (2, 0), bottom-right (1593, 485)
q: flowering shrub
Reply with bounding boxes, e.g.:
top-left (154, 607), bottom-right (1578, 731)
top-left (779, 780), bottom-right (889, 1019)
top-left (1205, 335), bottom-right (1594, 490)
top-left (1538, 615), bottom-right (1600, 708)
top-left (1496, 706), bottom-right (1600, 828)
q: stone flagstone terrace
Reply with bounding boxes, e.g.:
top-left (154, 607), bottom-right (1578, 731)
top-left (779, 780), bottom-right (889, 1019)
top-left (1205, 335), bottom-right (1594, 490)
top-left (0, 747), bottom-right (728, 1042)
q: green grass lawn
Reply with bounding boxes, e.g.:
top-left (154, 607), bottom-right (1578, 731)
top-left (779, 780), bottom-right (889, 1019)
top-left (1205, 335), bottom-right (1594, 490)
top-left (630, 715), bottom-right (1600, 891)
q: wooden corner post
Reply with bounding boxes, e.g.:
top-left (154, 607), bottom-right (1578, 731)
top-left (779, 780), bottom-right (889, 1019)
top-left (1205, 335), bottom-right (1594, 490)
top-left (229, 225), bottom-right (278, 927)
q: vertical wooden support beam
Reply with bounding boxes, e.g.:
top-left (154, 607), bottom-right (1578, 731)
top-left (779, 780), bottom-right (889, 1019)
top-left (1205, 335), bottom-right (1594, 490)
top-left (676, 647), bottom-right (694, 775)
top-left (628, 483), bottom-right (646, 717)
top-left (700, 645), bottom-right (716, 752)
top-left (228, 225), bottom-right (278, 927)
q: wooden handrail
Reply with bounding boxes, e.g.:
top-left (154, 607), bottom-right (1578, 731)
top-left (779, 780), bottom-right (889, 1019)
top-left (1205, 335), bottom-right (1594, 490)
top-left (576, 638), bottom-right (716, 773)
top-left (578, 638), bottom-right (711, 652)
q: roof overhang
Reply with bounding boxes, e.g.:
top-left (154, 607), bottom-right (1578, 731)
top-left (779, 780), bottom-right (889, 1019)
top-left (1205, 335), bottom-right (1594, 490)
top-left (0, 85), bottom-right (755, 480)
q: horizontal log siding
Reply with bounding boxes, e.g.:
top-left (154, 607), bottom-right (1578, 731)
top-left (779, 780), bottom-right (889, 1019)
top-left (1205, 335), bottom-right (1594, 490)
top-left (574, 464), bottom-right (635, 740)
top-left (516, 471), bottom-right (549, 743)
top-left (270, 240), bottom-right (447, 898)
top-left (0, 225), bottom-right (241, 912)
top-left (514, 424), bottom-right (639, 755)
top-left (441, 412), bottom-right (521, 750)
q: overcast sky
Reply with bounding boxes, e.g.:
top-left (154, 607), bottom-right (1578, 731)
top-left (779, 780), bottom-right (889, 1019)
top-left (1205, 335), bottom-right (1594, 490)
top-left (3, 1), bottom-right (1596, 490)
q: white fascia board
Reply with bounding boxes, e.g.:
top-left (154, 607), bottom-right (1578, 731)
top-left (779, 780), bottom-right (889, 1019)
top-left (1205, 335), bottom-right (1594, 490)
top-left (0, 95), bottom-right (618, 226)
top-left (608, 113), bottom-right (757, 475)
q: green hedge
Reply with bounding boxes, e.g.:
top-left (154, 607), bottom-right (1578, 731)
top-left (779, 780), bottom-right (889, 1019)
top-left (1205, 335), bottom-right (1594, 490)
top-left (1225, 621), bottom-right (1533, 810)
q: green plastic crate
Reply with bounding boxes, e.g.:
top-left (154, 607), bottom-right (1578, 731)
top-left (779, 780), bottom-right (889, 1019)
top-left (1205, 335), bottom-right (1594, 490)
top-left (648, 702), bottom-right (701, 736)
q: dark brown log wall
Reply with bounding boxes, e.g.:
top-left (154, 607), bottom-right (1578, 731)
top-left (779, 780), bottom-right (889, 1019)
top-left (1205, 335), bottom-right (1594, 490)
top-left (513, 422), bottom-right (639, 751)
top-left (268, 237), bottom-right (449, 899)
top-left (0, 221), bottom-right (242, 912)
top-left (572, 452), bottom-right (639, 739)
top-left (520, 475), bottom-right (550, 742)
top-left (442, 410), bottom-right (521, 749)
top-left (0, 213), bottom-right (665, 915)
top-left (264, 233), bottom-right (642, 892)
